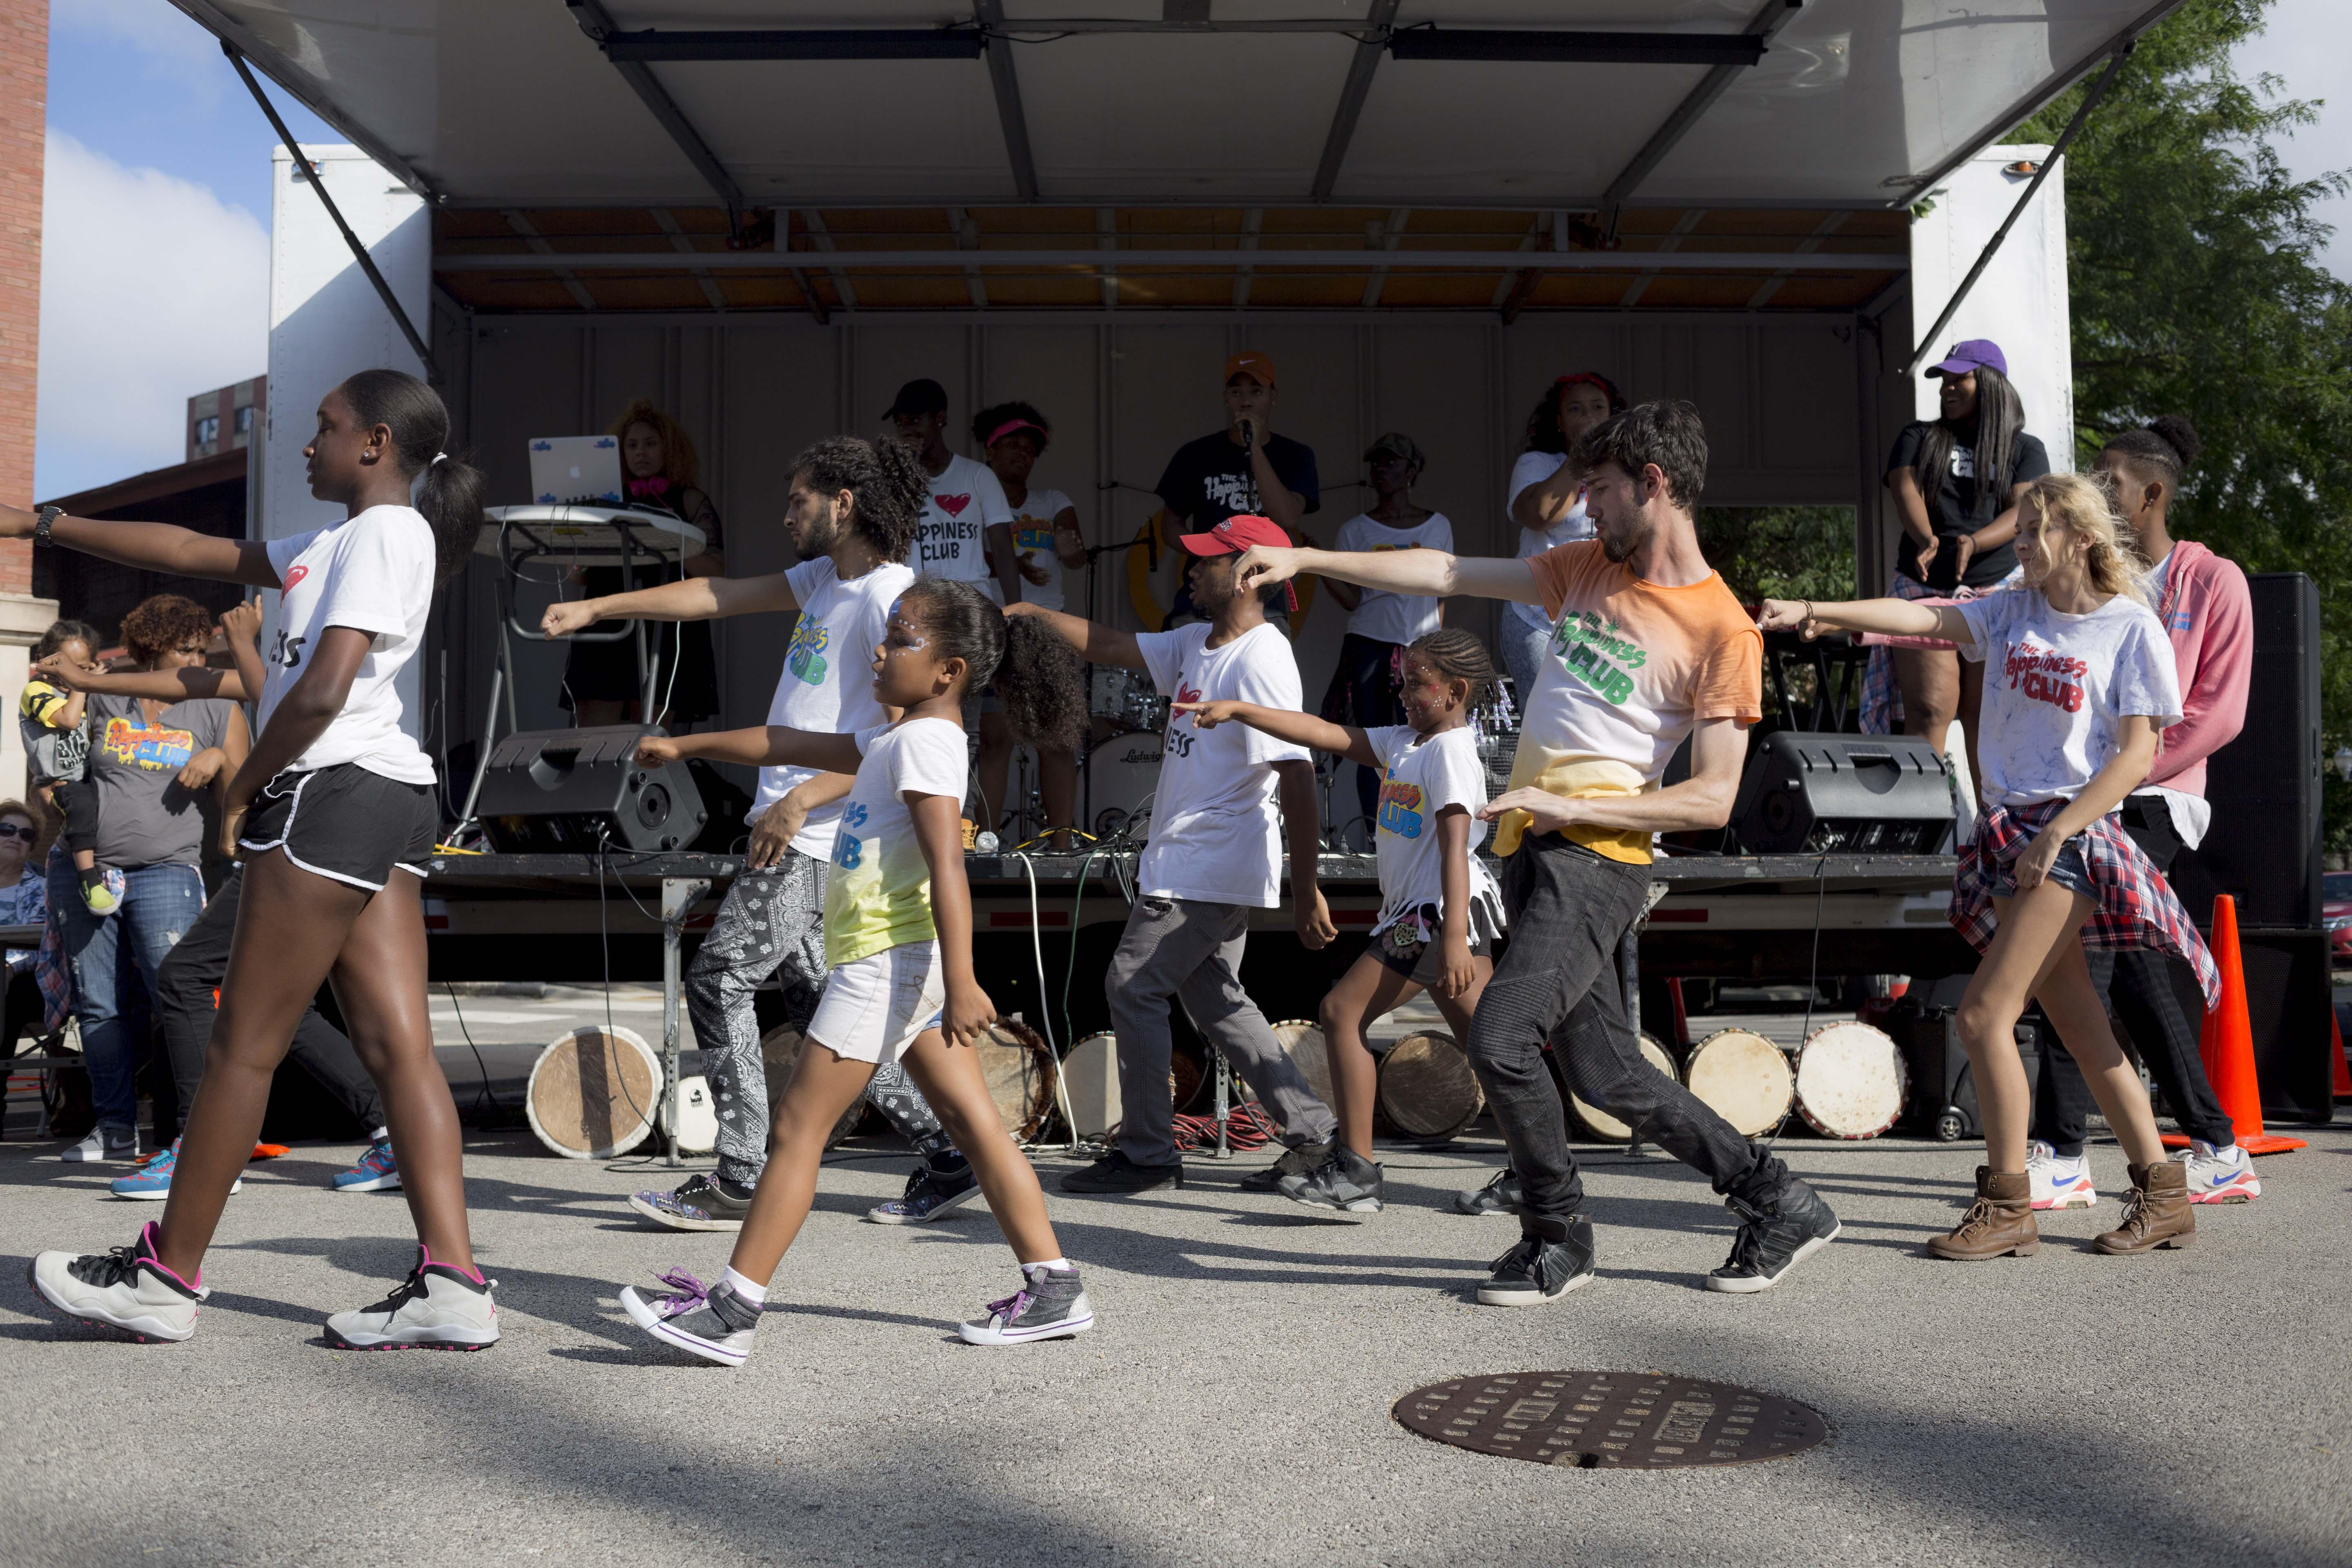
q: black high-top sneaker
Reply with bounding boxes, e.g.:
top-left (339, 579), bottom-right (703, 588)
top-left (1454, 1167), bottom-right (1525, 1217)
top-left (1278, 1146), bottom-right (1384, 1216)
top-left (1477, 1216), bottom-right (1596, 1305)
top-left (1705, 1178), bottom-right (1840, 1293)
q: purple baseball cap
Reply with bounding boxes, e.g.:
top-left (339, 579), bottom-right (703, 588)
top-left (1928, 338), bottom-right (2007, 379)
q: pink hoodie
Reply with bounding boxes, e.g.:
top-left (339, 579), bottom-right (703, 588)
top-left (2143, 538), bottom-right (2252, 800)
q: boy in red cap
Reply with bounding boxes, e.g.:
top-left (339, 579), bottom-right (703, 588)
top-left (1009, 514), bottom-right (1340, 1193)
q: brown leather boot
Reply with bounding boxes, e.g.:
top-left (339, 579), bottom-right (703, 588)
top-left (1927, 1166), bottom-right (2040, 1260)
top-left (2095, 1159), bottom-right (2196, 1254)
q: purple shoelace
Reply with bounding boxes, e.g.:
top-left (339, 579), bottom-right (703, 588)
top-left (651, 1268), bottom-right (712, 1317)
top-left (984, 1288), bottom-right (1033, 1324)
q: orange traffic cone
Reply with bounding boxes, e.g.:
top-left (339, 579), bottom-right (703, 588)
top-left (2160, 895), bottom-right (2307, 1156)
top-left (2332, 1005), bottom-right (2351, 1099)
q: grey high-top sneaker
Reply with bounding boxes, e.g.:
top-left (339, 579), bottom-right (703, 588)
top-left (958, 1263), bottom-right (1096, 1345)
top-left (620, 1268), bottom-right (763, 1366)
top-left (326, 1246), bottom-right (499, 1351)
top-left (29, 1221), bottom-right (207, 1342)
top-left (1279, 1146), bottom-right (1384, 1216)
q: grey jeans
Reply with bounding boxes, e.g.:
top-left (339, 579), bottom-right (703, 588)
top-left (1499, 618), bottom-right (1552, 713)
top-left (686, 849), bottom-right (949, 1187)
top-left (1105, 896), bottom-right (1337, 1167)
top-left (1467, 834), bottom-right (1788, 1226)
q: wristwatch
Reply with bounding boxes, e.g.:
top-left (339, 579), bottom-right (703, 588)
top-left (31, 505), bottom-right (60, 548)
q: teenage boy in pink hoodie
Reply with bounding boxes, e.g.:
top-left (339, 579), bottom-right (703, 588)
top-left (2028, 416), bottom-right (2258, 1208)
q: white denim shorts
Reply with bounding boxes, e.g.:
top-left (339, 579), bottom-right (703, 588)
top-left (805, 940), bottom-right (946, 1066)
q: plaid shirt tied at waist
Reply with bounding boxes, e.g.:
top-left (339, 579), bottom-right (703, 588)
top-left (1949, 798), bottom-right (2221, 1011)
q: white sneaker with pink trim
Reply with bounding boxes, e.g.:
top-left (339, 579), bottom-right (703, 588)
top-left (2025, 1140), bottom-right (2098, 1211)
top-left (29, 1221), bottom-right (207, 1342)
top-left (325, 1246), bottom-right (499, 1350)
top-left (2178, 1139), bottom-right (2260, 1204)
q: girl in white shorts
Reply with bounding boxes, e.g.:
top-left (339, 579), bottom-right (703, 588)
top-left (616, 577), bottom-right (1096, 1361)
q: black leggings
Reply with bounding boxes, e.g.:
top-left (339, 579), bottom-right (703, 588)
top-left (2031, 795), bottom-right (2233, 1155)
top-left (153, 864), bottom-right (384, 1140)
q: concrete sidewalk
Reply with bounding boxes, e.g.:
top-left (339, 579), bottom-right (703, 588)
top-left (0, 1124), bottom-right (2345, 1568)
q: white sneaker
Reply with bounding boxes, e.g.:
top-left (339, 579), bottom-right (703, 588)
top-left (28, 1221), bottom-right (207, 1342)
top-left (325, 1246), bottom-right (499, 1351)
top-left (2177, 1139), bottom-right (2259, 1204)
top-left (2025, 1140), bottom-right (2098, 1210)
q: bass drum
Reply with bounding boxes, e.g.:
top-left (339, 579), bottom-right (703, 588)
top-left (1684, 1028), bottom-right (1795, 1139)
top-left (760, 1024), bottom-right (868, 1148)
top-left (1566, 1033), bottom-right (1679, 1143)
top-left (527, 1024), bottom-right (662, 1160)
top-left (1794, 1020), bottom-right (1908, 1140)
top-left (1376, 1030), bottom-right (1484, 1142)
top-left (1082, 730), bottom-right (1164, 844)
top-left (973, 1018), bottom-right (1059, 1141)
top-left (1054, 1030), bottom-right (1212, 1132)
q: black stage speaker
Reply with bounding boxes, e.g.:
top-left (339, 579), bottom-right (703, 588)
top-left (1888, 976), bottom-right (2042, 1142)
top-left (2233, 927), bottom-right (2335, 1126)
top-left (2167, 572), bottom-right (2321, 930)
top-left (1728, 731), bottom-right (1955, 855)
top-left (476, 726), bottom-right (707, 853)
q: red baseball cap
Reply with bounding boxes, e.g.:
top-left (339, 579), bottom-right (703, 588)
top-left (1179, 513), bottom-right (1296, 610)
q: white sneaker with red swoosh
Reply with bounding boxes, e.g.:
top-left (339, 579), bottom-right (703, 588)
top-left (2178, 1139), bottom-right (2260, 1204)
top-left (2025, 1141), bottom-right (2098, 1210)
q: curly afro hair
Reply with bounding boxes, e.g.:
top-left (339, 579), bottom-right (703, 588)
top-left (118, 595), bottom-right (216, 666)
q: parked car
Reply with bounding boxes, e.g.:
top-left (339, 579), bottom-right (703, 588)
top-left (2324, 872), bottom-right (2352, 961)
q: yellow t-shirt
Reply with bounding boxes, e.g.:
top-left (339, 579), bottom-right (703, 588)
top-left (823, 717), bottom-right (971, 967)
top-left (1499, 541), bottom-right (1762, 864)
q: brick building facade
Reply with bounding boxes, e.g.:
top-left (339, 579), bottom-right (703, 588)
top-left (0, 0), bottom-right (55, 800)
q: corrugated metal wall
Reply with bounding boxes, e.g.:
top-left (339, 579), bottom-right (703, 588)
top-left (429, 311), bottom-right (1882, 802)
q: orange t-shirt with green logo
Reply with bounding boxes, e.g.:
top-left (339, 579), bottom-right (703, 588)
top-left (1496, 541), bottom-right (1762, 864)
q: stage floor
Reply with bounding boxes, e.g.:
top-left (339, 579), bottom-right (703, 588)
top-left (0, 1111), bottom-right (2344, 1566)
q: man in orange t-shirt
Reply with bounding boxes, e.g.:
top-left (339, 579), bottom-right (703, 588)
top-left (1236, 400), bottom-right (1840, 1303)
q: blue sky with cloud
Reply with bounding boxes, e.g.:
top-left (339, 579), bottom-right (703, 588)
top-left (31, 0), bottom-right (2352, 501)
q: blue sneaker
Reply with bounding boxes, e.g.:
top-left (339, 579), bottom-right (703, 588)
top-left (332, 1138), bottom-right (402, 1193)
top-left (109, 1140), bottom-right (242, 1202)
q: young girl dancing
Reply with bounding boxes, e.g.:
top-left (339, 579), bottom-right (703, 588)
top-left (613, 577), bottom-right (1097, 1361)
top-left (24, 368), bottom-right (496, 1345)
top-left (1176, 627), bottom-right (1504, 1216)
top-left (1758, 472), bottom-right (2215, 1259)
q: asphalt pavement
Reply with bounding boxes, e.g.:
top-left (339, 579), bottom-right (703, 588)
top-left (1, 1098), bottom-right (2346, 1567)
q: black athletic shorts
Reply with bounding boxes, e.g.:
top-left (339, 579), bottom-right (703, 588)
top-left (238, 764), bottom-right (437, 892)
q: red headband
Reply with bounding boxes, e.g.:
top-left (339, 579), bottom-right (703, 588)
top-left (1553, 372), bottom-right (1615, 399)
top-left (987, 418), bottom-right (1048, 450)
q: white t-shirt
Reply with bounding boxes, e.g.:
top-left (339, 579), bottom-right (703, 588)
top-left (823, 717), bottom-right (971, 967)
top-left (1953, 590), bottom-right (2184, 811)
top-left (260, 506), bottom-right (437, 785)
top-left (915, 454), bottom-right (1016, 601)
top-left (1336, 511), bottom-right (1452, 646)
top-left (1504, 451), bottom-right (1592, 634)
top-left (1366, 724), bottom-right (1502, 938)
top-left (753, 556), bottom-right (918, 858)
top-left (1136, 621), bottom-right (1310, 908)
top-left (1004, 486), bottom-right (1074, 613)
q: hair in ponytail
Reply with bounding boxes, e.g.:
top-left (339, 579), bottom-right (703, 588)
top-left (338, 368), bottom-right (483, 586)
top-left (790, 435), bottom-right (927, 564)
top-left (1407, 627), bottom-right (1499, 708)
top-left (898, 579), bottom-right (1085, 748)
top-left (2024, 472), bottom-right (2148, 605)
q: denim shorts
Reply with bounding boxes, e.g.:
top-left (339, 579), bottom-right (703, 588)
top-left (1988, 837), bottom-right (2093, 900)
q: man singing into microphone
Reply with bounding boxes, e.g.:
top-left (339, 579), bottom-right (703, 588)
top-left (1228, 401), bottom-right (1841, 1303)
top-left (1146, 351), bottom-right (1319, 626)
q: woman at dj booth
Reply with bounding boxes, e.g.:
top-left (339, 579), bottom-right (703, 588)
top-left (561, 400), bottom-right (728, 728)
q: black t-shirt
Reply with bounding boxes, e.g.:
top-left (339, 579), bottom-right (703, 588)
top-left (1154, 432), bottom-right (1320, 531)
top-left (1886, 422), bottom-right (2050, 590)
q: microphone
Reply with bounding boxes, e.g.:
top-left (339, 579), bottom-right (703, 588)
top-left (1237, 416), bottom-right (1256, 449)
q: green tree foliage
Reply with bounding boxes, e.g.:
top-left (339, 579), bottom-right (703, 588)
top-left (1697, 507), bottom-right (1855, 606)
top-left (2018, 0), bottom-right (2352, 844)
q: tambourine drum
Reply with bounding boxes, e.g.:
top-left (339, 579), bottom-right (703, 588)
top-left (1567, 1033), bottom-right (1679, 1143)
top-left (1794, 1021), bottom-right (1908, 1140)
top-left (1684, 1028), bottom-right (1795, 1138)
top-left (974, 1018), bottom-right (1059, 1141)
top-left (1269, 1019), bottom-right (1334, 1111)
top-left (657, 1072), bottom-right (719, 1156)
top-left (1061, 1032), bottom-right (1122, 1140)
top-left (527, 1024), bottom-right (662, 1159)
top-left (1376, 1031), bottom-right (1484, 1142)
top-left (760, 1025), bottom-right (867, 1148)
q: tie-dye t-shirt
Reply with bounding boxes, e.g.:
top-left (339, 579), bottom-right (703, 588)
top-left (823, 718), bottom-right (970, 967)
top-left (1497, 541), bottom-right (1762, 864)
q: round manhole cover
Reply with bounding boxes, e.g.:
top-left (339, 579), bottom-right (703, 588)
top-left (1394, 1370), bottom-right (1827, 1468)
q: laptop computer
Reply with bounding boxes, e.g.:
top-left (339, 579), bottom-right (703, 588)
top-left (528, 435), bottom-right (624, 505)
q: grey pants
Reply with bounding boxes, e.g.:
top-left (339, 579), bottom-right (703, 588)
top-left (1105, 896), bottom-right (1337, 1167)
top-left (686, 849), bottom-right (949, 1187)
top-left (1499, 619), bottom-right (1552, 714)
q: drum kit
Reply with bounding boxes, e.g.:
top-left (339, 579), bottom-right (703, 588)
top-left (1082, 668), bottom-right (1167, 843)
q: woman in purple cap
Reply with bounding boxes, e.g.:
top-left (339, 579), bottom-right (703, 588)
top-left (1875, 340), bottom-right (2049, 785)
